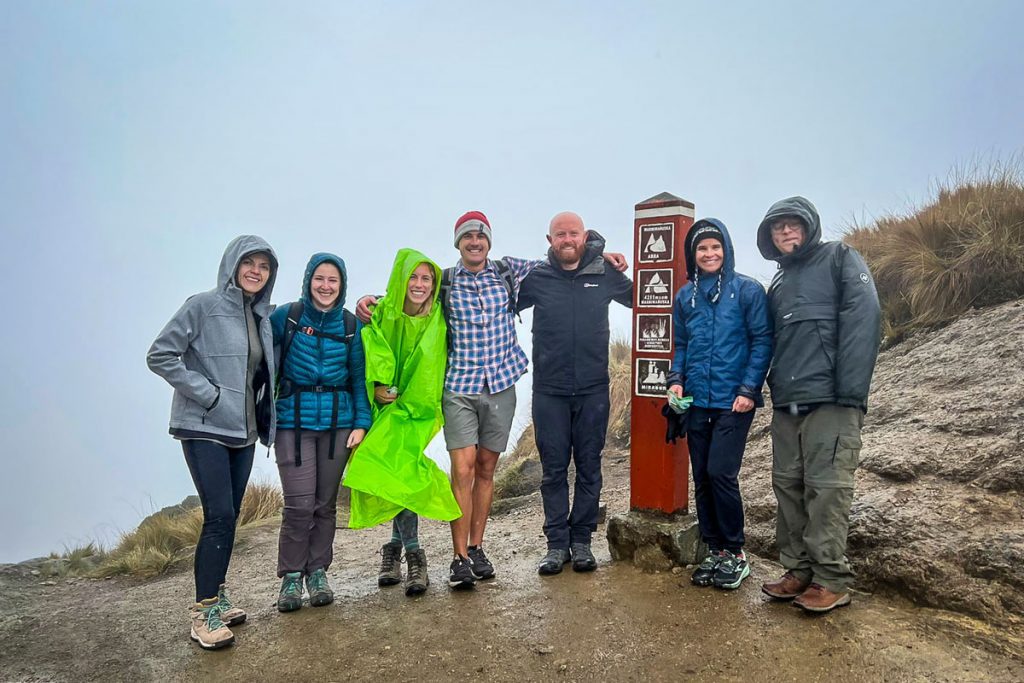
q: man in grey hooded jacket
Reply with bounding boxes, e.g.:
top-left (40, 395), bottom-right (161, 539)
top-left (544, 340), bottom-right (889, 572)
top-left (756, 197), bottom-right (881, 612)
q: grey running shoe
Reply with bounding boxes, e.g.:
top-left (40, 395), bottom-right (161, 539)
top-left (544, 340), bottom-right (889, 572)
top-left (537, 548), bottom-right (571, 575)
top-left (306, 567), bottom-right (334, 607)
top-left (448, 556), bottom-right (478, 589)
top-left (217, 583), bottom-right (246, 626)
top-left (405, 549), bottom-right (429, 596)
top-left (378, 541), bottom-right (403, 587)
top-left (571, 543), bottom-right (598, 572)
top-left (467, 545), bottom-right (495, 580)
top-left (690, 550), bottom-right (723, 587)
top-left (712, 550), bottom-right (750, 590)
top-left (277, 571), bottom-right (304, 612)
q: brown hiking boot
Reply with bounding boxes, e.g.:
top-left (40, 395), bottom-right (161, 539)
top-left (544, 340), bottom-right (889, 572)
top-left (378, 541), bottom-right (403, 587)
top-left (217, 584), bottom-right (246, 626)
top-left (189, 597), bottom-right (235, 650)
top-left (761, 571), bottom-right (811, 600)
top-left (793, 583), bottom-right (852, 612)
top-left (405, 548), bottom-right (429, 596)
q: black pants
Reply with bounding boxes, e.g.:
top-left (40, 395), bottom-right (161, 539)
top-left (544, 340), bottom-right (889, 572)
top-left (182, 439), bottom-right (255, 602)
top-left (533, 390), bottom-right (609, 549)
top-left (686, 407), bottom-right (755, 553)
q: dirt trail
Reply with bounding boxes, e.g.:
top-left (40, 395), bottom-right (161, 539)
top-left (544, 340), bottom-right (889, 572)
top-left (2, 454), bottom-right (1022, 683)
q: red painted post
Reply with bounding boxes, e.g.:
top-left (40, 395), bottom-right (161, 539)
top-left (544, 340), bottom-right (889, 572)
top-left (630, 192), bottom-right (694, 514)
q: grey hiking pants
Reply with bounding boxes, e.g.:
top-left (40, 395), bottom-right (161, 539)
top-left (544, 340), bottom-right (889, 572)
top-left (275, 429), bottom-right (351, 577)
top-left (771, 404), bottom-right (863, 592)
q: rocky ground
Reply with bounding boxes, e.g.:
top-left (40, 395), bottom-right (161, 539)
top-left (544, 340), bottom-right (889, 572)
top-left (2, 444), bottom-right (1024, 682)
top-left (740, 299), bottom-right (1024, 643)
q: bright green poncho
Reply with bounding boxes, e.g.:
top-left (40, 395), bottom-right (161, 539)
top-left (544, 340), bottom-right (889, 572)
top-left (343, 249), bottom-right (462, 528)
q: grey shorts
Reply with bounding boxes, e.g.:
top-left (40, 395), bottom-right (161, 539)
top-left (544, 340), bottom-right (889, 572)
top-left (442, 386), bottom-right (517, 452)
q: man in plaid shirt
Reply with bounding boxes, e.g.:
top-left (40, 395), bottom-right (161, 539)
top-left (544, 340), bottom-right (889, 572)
top-left (357, 210), bottom-right (626, 589)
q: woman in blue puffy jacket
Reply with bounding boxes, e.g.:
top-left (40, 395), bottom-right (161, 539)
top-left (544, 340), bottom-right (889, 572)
top-left (269, 253), bottom-right (372, 612)
top-left (667, 219), bottom-right (772, 591)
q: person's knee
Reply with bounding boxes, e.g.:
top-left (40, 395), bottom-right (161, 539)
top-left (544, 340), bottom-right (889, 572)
top-left (474, 452), bottom-right (499, 482)
top-left (283, 495), bottom-right (316, 522)
top-left (451, 460), bottom-right (476, 486)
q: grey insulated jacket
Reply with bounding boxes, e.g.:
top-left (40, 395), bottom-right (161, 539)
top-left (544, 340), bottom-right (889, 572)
top-left (757, 197), bottom-right (881, 412)
top-left (147, 235), bottom-right (279, 446)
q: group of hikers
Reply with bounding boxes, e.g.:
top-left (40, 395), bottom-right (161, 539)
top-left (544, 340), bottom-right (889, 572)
top-left (147, 196), bottom-right (880, 650)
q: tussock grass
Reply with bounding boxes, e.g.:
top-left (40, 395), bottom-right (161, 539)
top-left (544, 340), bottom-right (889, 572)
top-left (845, 156), bottom-right (1024, 343)
top-left (60, 482), bottom-right (283, 580)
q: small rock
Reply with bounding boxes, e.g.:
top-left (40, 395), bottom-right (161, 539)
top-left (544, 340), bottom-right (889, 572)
top-left (40, 581), bottom-right (56, 586)
top-left (671, 566), bottom-right (683, 575)
top-left (30, 570), bottom-right (40, 576)
top-left (534, 644), bottom-right (554, 655)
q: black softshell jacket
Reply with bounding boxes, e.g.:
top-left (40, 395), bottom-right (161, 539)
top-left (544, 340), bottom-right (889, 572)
top-left (757, 197), bottom-right (882, 412)
top-left (518, 232), bottom-right (634, 396)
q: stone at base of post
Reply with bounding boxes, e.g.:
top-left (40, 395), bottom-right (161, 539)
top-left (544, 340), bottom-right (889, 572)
top-left (606, 510), bottom-right (706, 572)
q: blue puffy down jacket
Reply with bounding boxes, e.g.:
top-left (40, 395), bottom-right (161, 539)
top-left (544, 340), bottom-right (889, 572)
top-left (270, 252), bottom-right (372, 432)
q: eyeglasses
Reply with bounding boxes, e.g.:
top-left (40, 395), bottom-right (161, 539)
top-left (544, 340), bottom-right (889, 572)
top-left (770, 221), bottom-right (804, 235)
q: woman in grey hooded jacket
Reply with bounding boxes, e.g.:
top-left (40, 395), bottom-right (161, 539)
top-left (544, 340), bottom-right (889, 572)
top-left (147, 235), bottom-right (278, 650)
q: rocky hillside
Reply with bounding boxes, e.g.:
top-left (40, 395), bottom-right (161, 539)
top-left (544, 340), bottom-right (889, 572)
top-left (742, 298), bottom-right (1024, 634)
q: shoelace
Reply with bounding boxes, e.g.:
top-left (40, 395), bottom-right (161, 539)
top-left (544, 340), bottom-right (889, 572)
top-left (203, 604), bottom-right (226, 631)
top-left (307, 570), bottom-right (327, 593)
top-left (217, 587), bottom-right (233, 611)
top-left (282, 575), bottom-right (303, 598)
top-left (379, 545), bottom-right (402, 572)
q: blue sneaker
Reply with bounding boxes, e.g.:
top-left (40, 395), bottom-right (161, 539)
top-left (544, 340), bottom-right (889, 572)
top-left (277, 571), bottom-right (304, 612)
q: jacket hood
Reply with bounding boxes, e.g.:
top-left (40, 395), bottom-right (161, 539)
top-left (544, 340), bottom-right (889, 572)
top-left (301, 252), bottom-right (348, 313)
top-left (379, 248), bottom-right (442, 318)
top-left (684, 218), bottom-right (735, 282)
top-left (217, 235), bottom-right (278, 308)
top-left (545, 229), bottom-right (606, 273)
top-left (756, 196), bottom-right (822, 263)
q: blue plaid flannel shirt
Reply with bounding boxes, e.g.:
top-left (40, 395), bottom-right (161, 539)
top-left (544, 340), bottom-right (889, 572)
top-left (445, 256), bottom-right (540, 394)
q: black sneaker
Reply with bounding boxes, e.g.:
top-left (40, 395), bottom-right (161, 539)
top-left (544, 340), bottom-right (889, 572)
top-left (467, 545), bottom-right (495, 580)
top-left (712, 550), bottom-right (750, 590)
top-left (571, 543), bottom-right (598, 572)
top-left (691, 550), bottom-right (723, 587)
top-left (448, 556), bottom-right (478, 589)
top-left (537, 548), bottom-right (571, 575)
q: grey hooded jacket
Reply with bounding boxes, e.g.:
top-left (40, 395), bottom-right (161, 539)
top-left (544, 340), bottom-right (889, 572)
top-left (147, 235), bottom-right (279, 446)
top-left (757, 197), bottom-right (881, 412)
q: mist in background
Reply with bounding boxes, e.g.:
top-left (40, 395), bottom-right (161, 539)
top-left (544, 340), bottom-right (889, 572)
top-left (2, 1), bottom-right (1022, 562)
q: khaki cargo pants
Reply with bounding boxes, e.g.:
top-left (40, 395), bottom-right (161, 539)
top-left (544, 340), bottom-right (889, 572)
top-left (771, 404), bottom-right (863, 592)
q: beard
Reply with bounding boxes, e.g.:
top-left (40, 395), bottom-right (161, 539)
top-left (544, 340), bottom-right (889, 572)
top-left (554, 244), bottom-right (584, 264)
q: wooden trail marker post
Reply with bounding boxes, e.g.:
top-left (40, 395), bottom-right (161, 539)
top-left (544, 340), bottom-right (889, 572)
top-left (630, 192), bottom-right (694, 514)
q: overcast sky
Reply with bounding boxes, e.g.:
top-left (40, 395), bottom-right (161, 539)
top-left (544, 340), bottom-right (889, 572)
top-left (1, 1), bottom-right (1021, 562)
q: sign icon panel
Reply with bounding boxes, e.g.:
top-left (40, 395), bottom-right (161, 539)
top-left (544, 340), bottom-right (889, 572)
top-left (636, 313), bottom-right (672, 353)
top-left (639, 223), bottom-right (674, 263)
top-left (637, 269), bottom-right (673, 308)
top-left (635, 358), bottom-right (670, 397)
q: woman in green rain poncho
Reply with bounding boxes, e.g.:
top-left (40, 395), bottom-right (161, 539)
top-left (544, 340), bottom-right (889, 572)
top-left (342, 249), bottom-right (461, 596)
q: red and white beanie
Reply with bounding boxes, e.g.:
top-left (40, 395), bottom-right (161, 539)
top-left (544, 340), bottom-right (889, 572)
top-left (454, 210), bottom-right (492, 248)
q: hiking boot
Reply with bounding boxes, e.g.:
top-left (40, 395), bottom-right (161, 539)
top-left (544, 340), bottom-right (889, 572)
top-left (378, 541), bottom-right (403, 587)
top-left (217, 583), bottom-right (246, 626)
top-left (571, 543), bottom-right (598, 572)
top-left (405, 548), bottom-right (429, 596)
top-left (448, 555), bottom-right (478, 589)
top-left (712, 550), bottom-right (750, 590)
top-left (538, 548), bottom-right (571, 575)
top-left (690, 550), bottom-right (723, 587)
top-left (277, 571), bottom-right (304, 612)
top-left (467, 545), bottom-right (495, 580)
top-left (189, 597), bottom-right (235, 650)
top-left (793, 583), bottom-right (852, 613)
top-left (306, 567), bottom-right (334, 607)
top-left (761, 571), bottom-right (812, 600)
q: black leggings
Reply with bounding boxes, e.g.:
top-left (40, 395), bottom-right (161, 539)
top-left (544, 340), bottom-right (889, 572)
top-left (182, 440), bottom-right (255, 602)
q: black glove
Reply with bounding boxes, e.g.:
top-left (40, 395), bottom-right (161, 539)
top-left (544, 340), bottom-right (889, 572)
top-left (661, 403), bottom-right (689, 444)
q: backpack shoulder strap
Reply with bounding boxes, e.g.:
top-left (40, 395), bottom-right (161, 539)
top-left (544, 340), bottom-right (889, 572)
top-left (492, 258), bottom-right (518, 317)
top-left (342, 308), bottom-right (357, 339)
top-left (440, 267), bottom-right (454, 323)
